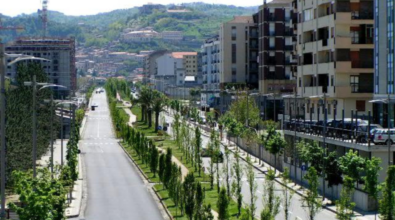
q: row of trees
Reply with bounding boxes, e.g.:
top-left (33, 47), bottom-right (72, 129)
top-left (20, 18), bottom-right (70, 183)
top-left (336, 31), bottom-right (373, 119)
top-left (9, 94), bottom-right (84, 220)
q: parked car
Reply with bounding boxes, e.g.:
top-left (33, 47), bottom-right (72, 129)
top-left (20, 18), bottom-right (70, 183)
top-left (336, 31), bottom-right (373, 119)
top-left (355, 124), bottom-right (383, 143)
top-left (373, 129), bottom-right (395, 145)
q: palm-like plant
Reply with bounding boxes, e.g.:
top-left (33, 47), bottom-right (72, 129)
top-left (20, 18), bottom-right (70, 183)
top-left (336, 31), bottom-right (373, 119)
top-left (138, 86), bottom-right (155, 126)
top-left (152, 91), bottom-right (168, 132)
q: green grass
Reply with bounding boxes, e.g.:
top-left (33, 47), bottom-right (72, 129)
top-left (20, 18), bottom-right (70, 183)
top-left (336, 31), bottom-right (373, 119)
top-left (125, 105), bottom-right (250, 219)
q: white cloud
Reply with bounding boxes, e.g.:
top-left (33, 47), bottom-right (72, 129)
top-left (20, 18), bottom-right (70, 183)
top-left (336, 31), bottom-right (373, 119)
top-left (1, 0), bottom-right (264, 17)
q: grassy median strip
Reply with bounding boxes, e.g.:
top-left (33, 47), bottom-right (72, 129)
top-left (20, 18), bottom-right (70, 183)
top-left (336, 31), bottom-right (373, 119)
top-left (126, 105), bottom-right (249, 219)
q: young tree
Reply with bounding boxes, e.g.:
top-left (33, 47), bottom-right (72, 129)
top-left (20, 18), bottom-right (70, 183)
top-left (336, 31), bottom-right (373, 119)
top-left (217, 187), bottom-right (230, 220)
top-left (223, 147), bottom-right (231, 197)
top-left (164, 148), bottom-right (173, 188)
top-left (150, 146), bottom-right (159, 177)
top-left (173, 113), bottom-right (181, 148)
top-left (195, 126), bottom-right (202, 175)
top-left (338, 150), bottom-right (365, 183)
top-left (246, 155), bottom-right (257, 220)
top-left (379, 165), bottom-right (395, 220)
top-left (336, 176), bottom-right (356, 220)
top-left (261, 169), bottom-right (281, 220)
top-left (265, 131), bottom-right (287, 173)
top-left (281, 168), bottom-right (294, 220)
top-left (159, 153), bottom-right (165, 184)
top-left (183, 173), bottom-right (196, 220)
top-left (202, 204), bottom-right (214, 220)
top-left (152, 91), bottom-right (168, 132)
top-left (195, 182), bottom-right (204, 219)
top-left (208, 141), bottom-right (216, 190)
top-left (363, 157), bottom-right (382, 220)
top-left (232, 150), bottom-right (243, 217)
top-left (301, 167), bottom-right (322, 220)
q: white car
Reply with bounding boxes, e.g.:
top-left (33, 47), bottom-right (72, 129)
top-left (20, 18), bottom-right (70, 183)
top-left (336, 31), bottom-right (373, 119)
top-left (373, 129), bottom-right (395, 145)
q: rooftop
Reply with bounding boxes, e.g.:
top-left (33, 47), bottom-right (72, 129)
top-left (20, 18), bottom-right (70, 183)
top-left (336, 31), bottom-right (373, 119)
top-left (171, 52), bottom-right (197, 59)
top-left (228, 16), bottom-right (254, 24)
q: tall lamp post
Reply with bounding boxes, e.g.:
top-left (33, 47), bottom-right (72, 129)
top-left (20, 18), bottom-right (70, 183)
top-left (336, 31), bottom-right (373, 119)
top-left (24, 81), bottom-right (66, 177)
top-left (309, 93), bottom-right (328, 202)
top-left (1, 48), bottom-right (49, 219)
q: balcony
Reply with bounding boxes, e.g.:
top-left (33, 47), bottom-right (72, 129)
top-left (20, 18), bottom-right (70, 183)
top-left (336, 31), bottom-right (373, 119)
top-left (335, 36), bottom-right (373, 49)
top-left (336, 61), bottom-right (373, 73)
top-left (351, 60), bottom-right (373, 69)
top-left (336, 12), bottom-right (374, 25)
top-left (284, 45), bottom-right (294, 51)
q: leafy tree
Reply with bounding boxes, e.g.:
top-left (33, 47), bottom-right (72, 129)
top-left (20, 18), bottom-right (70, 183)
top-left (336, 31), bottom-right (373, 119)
top-left (261, 169), bottom-right (281, 220)
top-left (202, 204), bottom-right (214, 220)
top-left (152, 91), bottom-right (168, 132)
top-left (379, 165), bottom-right (395, 220)
top-left (158, 153), bottom-right (165, 184)
top-left (150, 146), bottom-right (159, 177)
top-left (173, 113), bottom-right (182, 149)
top-left (223, 147), bottom-right (231, 197)
top-left (225, 91), bottom-right (260, 127)
top-left (297, 141), bottom-right (324, 173)
top-left (281, 168), bottom-right (294, 220)
top-left (324, 152), bottom-right (343, 191)
top-left (265, 131), bottom-right (286, 173)
top-left (195, 182), bottom-right (204, 219)
top-left (195, 126), bottom-right (202, 175)
top-left (184, 173), bottom-right (196, 220)
top-left (246, 155), bottom-right (257, 220)
top-left (217, 187), bottom-right (230, 220)
top-left (9, 168), bottom-right (67, 220)
top-left (232, 150), bottom-right (243, 217)
top-left (338, 150), bottom-right (365, 183)
top-left (301, 167), bottom-right (322, 220)
top-left (164, 148), bottom-right (173, 188)
top-left (363, 157), bottom-right (382, 220)
top-left (336, 176), bottom-right (356, 220)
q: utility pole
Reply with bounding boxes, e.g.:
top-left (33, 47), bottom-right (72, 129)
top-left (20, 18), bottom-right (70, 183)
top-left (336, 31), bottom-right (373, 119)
top-left (60, 98), bottom-right (64, 166)
top-left (0, 43), bottom-right (6, 220)
top-left (32, 75), bottom-right (38, 178)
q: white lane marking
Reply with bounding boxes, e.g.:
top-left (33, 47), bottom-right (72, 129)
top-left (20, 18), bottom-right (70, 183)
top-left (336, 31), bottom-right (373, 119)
top-left (97, 114), bottom-right (100, 138)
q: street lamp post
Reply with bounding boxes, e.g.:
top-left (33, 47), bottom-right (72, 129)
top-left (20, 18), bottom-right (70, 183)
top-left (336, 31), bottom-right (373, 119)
top-left (310, 93), bottom-right (328, 202)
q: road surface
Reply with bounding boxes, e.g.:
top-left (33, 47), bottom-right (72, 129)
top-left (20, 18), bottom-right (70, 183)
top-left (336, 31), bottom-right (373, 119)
top-left (79, 91), bottom-right (163, 220)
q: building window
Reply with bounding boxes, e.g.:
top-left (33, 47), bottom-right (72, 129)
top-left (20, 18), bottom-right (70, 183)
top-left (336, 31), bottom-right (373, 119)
top-left (232, 44), bottom-right (237, 63)
top-left (232, 27), bottom-right (237, 40)
top-left (350, 75), bottom-right (359, 93)
top-left (356, 100), bottom-right (366, 112)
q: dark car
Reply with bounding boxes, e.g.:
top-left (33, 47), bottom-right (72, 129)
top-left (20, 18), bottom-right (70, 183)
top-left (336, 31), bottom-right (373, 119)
top-left (355, 124), bottom-right (383, 143)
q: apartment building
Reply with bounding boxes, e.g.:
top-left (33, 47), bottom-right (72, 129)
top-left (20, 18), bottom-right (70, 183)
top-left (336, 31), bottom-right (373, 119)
top-left (144, 50), bottom-right (167, 79)
top-left (258, 0), bottom-right (298, 120)
top-left (296, 0), bottom-right (374, 119)
top-left (373, 0), bottom-right (395, 126)
top-left (122, 30), bottom-right (158, 42)
top-left (161, 31), bottom-right (184, 41)
top-left (6, 37), bottom-right (76, 97)
top-left (201, 36), bottom-right (220, 107)
top-left (154, 52), bottom-right (198, 97)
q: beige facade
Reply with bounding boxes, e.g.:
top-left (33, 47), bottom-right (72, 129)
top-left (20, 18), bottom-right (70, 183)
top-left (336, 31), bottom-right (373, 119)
top-left (183, 54), bottom-right (198, 75)
top-left (219, 16), bottom-right (256, 87)
top-left (297, 0), bottom-right (374, 119)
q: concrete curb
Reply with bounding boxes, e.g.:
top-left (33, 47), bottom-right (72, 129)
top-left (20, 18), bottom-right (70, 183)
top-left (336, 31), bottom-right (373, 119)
top-left (152, 187), bottom-right (174, 220)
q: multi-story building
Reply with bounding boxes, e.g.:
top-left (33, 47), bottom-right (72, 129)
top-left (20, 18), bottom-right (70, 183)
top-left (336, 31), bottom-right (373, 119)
top-left (200, 36), bottom-right (220, 108)
top-left (373, 0), bottom-right (395, 126)
top-left (122, 30), bottom-right (159, 42)
top-left (6, 37), bottom-right (76, 97)
top-left (258, 0), bottom-right (298, 120)
top-left (296, 0), bottom-right (374, 120)
top-left (144, 50), bottom-right (168, 82)
top-left (183, 53), bottom-right (198, 75)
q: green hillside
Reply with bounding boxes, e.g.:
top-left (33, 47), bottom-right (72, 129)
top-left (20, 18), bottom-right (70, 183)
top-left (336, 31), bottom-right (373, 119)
top-left (0, 3), bottom-right (258, 51)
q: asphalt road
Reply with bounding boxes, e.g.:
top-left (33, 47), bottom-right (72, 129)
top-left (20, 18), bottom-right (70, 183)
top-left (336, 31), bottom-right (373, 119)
top-left (78, 91), bottom-right (163, 220)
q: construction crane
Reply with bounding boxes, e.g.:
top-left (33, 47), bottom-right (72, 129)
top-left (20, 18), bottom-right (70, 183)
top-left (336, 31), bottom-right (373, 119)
top-left (38, 0), bottom-right (48, 38)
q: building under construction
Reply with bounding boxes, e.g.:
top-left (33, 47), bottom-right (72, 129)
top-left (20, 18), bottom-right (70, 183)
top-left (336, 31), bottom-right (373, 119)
top-left (5, 37), bottom-right (76, 97)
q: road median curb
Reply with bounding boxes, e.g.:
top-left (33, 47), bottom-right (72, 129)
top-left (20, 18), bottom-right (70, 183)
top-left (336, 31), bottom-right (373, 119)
top-left (118, 142), bottom-right (153, 183)
top-left (152, 187), bottom-right (174, 220)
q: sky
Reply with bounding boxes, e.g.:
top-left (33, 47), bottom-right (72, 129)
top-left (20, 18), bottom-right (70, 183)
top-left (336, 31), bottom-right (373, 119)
top-left (0, 0), bottom-right (264, 17)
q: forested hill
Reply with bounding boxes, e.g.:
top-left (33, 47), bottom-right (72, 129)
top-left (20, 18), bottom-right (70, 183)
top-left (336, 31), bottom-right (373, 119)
top-left (0, 3), bottom-right (258, 51)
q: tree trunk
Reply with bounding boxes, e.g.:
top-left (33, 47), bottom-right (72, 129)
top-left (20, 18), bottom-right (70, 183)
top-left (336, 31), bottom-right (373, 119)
top-left (148, 110), bottom-right (152, 128)
top-left (141, 106), bottom-right (145, 122)
top-left (155, 112), bottom-right (159, 132)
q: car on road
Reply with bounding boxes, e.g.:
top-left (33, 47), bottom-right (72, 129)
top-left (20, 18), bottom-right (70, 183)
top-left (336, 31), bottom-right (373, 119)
top-left (355, 124), bottom-right (383, 143)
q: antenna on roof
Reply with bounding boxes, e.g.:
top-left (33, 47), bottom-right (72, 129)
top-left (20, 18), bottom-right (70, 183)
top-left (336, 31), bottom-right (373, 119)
top-left (38, 0), bottom-right (48, 38)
